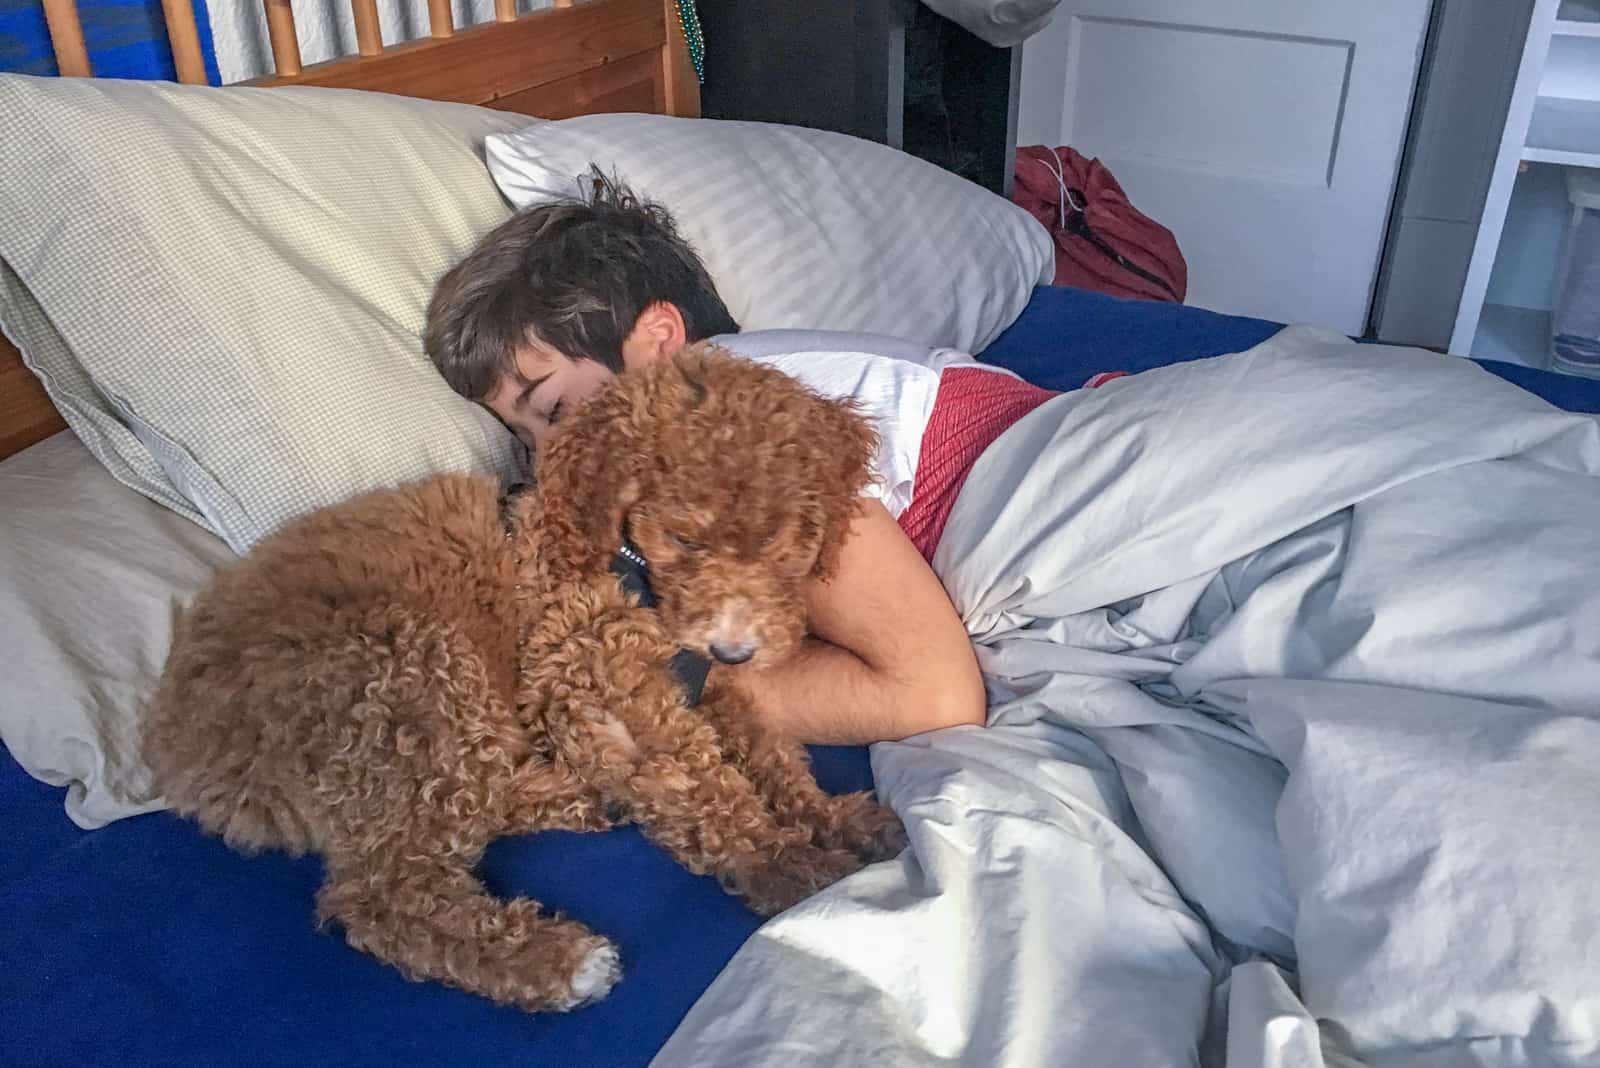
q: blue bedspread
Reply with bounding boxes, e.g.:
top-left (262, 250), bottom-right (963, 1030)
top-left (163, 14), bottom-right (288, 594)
top-left (985, 285), bottom-right (1600, 413)
top-left (4, 285), bottom-right (1597, 1067)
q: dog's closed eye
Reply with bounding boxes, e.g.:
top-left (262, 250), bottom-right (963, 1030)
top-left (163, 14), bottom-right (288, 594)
top-left (671, 533), bottom-right (704, 553)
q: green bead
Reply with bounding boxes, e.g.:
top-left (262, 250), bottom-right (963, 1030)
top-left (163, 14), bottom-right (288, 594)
top-left (675, 0), bottom-right (706, 82)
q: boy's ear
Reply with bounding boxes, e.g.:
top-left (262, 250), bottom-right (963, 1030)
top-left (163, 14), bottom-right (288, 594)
top-left (621, 301), bottom-right (689, 371)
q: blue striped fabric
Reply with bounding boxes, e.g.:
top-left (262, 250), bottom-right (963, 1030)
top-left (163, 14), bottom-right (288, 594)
top-left (0, 0), bottom-right (220, 82)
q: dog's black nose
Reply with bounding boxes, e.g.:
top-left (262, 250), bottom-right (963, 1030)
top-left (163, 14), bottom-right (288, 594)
top-left (709, 640), bottom-right (756, 665)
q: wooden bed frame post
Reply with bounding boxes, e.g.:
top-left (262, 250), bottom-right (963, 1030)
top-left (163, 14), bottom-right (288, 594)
top-left (0, 333), bottom-right (64, 459)
top-left (661, 0), bottom-right (698, 118)
top-left (41, 0), bottom-right (91, 77)
top-left (159, 0), bottom-right (210, 83)
top-left (263, 0), bottom-right (303, 76)
top-left (351, 0), bottom-right (384, 55)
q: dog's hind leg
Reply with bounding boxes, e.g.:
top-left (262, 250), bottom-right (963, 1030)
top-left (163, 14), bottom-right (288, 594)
top-left (696, 684), bottom-right (907, 864)
top-left (317, 846), bottom-right (620, 1012)
top-left (305, 614), bottom-right (620, 1012)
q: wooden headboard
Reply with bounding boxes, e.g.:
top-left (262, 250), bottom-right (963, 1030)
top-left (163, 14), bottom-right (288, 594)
top-left (0, 0), bottom-right (698, 460)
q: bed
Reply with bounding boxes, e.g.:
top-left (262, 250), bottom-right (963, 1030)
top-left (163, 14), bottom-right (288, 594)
top-left (5, 3), bottom-right (1600, 1065)
top-left (6, 282), bottom-right (1600, 1066)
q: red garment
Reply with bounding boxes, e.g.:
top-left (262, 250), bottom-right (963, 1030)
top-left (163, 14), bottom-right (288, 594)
top-left (897, 367), bottom-right (1122, 562)
top-left (1013, 145), bottom-right (1188, 304)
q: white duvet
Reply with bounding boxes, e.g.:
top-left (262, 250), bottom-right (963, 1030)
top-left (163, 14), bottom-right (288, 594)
top-left (654, 326), bottom-right (1600, 1067)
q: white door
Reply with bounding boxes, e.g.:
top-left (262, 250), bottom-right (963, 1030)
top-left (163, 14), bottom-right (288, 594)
top-left (1017, 1), bottom-right (1432, 334)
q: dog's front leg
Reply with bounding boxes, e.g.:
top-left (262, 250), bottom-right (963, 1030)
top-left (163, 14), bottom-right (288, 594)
top-left (695, 681), bottom-right (907, 864)
top-left (625, 727), bottom-right (867, 916)
top-left (502, 758), bottom-right (625, 835)
top-left (535, 616), bottom-right (866, 916)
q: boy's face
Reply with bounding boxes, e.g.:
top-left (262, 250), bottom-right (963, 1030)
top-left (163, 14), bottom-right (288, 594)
top-left (484, 301), bottom-right (691, 450)
top-left (485, 340), bottom-right (614, 450)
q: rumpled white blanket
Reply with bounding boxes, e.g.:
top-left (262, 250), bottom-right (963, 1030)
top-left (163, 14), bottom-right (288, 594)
top-left (654, 327), bottom-right (1600, 1067)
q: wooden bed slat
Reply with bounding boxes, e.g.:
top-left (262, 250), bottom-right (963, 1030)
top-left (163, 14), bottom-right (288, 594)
top-left (0, 335), bottom-right (67, 459)
top-left (254, 0), bottom-right (665, 111)
top-left (41, 0), bottom-right (91, 77)
top-left (160, 0), bottom-right (209, 83)
top-left (488, 45), bottom-right (658, 119)
top-left (426, 0), bottom-right (454, 38)
top-left (351, 0), bottom-right (384, 56)
top-left (263, 0), bottom-right (303, 76)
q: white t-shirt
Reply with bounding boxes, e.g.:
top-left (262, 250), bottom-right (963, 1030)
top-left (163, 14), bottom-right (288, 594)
top-left (709, 329), bottom-right (1015, 518)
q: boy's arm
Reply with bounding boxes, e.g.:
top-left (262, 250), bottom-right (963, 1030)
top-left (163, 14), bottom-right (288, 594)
top-left (727, 499), bottom-right (986, 746)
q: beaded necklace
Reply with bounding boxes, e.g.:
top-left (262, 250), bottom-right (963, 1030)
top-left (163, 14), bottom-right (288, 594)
top-left (674, 0), bottom-right (705, 83)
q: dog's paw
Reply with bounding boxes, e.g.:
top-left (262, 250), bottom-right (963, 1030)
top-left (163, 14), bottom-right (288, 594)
top-left (736, 845), bottom-right (866, 917)
top-left (850, 798), bottom-right (909, 863)
top-left (558, 941), bottom-right (622, 1010)
top-left (818, 791), bottom-right (908, 862)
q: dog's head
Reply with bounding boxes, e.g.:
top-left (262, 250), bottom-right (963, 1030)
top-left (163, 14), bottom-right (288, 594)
top-left (535, 343), bottom-right (878, 666)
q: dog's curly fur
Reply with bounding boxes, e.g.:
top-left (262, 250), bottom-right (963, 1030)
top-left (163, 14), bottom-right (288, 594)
top-left (142, 344), bottom-right (907, 1013)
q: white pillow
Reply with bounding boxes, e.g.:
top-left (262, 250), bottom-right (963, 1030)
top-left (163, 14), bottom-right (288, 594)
top-left (0, 432), bottom-right (235, 829)
top-left (919, 0), bottom-right (1063, 47)
top-left (485, 113), bottom-right (1054, 355)
top-left (0, 74), bottom-right (527, 552)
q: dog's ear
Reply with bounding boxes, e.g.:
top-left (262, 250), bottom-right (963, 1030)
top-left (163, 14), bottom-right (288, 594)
top-left (672, 340), bottom-right (751, 416)
top-left (808, 395), bottom-right (881, 582)
top-left (533, 385), bottom-right (646, 575)
top-left (671, 351), bottom-right (711, 409)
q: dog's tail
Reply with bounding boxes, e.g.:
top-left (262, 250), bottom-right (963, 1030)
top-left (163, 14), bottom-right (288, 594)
top-left (150, 735), bottom-right (321, 856)
top-left (196, 772), bottom-right (318, 857)
top-left (142, 668), bottom-right (321, 857)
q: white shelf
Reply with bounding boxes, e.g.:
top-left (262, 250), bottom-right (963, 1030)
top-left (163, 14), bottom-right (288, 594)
top-left (1474, 303), bottom-right (1552, 368)
top-left (1523, 96), bottom-right (1600, 165)
top-left (1553, 19), bottom-right (1600, 37)
top-left (1451, 0), bottom-right (1599, 356)
top-left (1556, 0), bottom-right (1600, 35)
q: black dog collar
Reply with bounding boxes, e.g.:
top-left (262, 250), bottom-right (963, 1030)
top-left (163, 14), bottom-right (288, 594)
top-left (610, 536), bottom-right (712, 707)
top-left (501, 484), bottom-right (710, 707)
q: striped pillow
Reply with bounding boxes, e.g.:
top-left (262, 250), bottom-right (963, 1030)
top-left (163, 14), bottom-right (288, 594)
top-left (0, 75), bottom-right (527, 552)
top-left (485, 114), bottom-right (1054, 356)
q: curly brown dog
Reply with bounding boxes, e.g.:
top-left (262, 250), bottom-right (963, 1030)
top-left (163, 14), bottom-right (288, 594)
top-left (142, 344), bottom-right (907, 1013)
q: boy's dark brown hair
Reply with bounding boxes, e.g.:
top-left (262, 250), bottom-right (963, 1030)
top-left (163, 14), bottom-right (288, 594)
top-left (424, 169), bottom-right (739, 401)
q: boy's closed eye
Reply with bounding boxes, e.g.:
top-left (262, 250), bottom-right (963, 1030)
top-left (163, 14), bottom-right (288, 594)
top-left (514, 375), bottom-right (547, 414)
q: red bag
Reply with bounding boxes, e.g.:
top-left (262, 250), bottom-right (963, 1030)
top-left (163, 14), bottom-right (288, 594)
top-left (1013, 145), bottom-right (1188, 303)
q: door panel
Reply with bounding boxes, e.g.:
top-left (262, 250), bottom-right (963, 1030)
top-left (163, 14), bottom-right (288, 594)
top-left (1019, 1), bottom-right (1433, 334)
